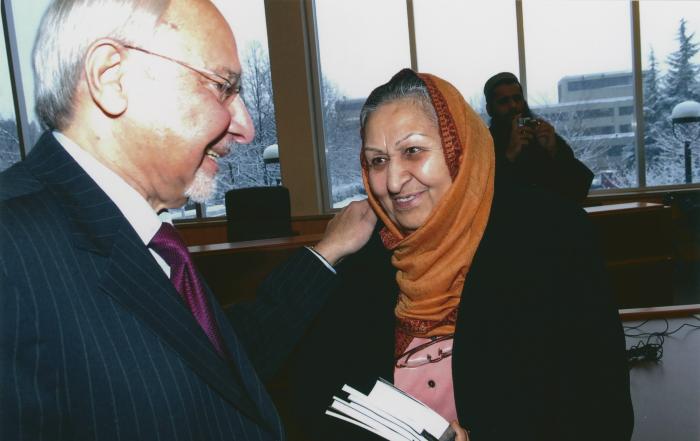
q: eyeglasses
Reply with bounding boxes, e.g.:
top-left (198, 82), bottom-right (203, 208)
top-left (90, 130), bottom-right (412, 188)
top-left (395, 334), bottom-right (454, 369)
top-left (122, 44), bottom-right (241, 104)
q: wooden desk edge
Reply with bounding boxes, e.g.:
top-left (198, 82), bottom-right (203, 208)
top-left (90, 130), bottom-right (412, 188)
top-left (189, 233), bottom-right (324, 256)
top-left (619, 304), bottom-right (700, 321)
top-left (584, 201), bottom-right (666, 215)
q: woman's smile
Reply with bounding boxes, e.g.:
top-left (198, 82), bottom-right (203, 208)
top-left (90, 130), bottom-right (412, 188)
top-left (391, 190), bottom-right (426, 211)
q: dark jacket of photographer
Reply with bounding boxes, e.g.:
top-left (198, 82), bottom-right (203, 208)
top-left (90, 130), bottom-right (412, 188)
top-left (490, 126), bottom-right (593, 203)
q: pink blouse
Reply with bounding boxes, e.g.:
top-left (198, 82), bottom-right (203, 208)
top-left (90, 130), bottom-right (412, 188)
top-left (393, 336), bottom-right (458, 423)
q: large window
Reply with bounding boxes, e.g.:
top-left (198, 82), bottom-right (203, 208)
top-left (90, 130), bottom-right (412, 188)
top-left (640, 2), bottom-right (700, 186)
top-left (0, 22), bottom-right (20, 172)
top-left (413, 0), bottom-right (519, 118)
top-left (194, 0), bottom-right (281, 219)
top-left (314, 0), bottom-right (411, 208)
top-left (7, 0), bottom-right (50, 152)
top-left (3, 1), bottom-right (700, 218)
top-left (314, 1), bottom-right (700, 206)
top-left (523, 1), bottom-right (635, 190)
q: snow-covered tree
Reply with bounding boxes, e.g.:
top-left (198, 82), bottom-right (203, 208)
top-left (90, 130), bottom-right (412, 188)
top-left (207, 42), bottom-right (350, 208)
top-left (644, 48), bottom-right (668, 137)
top-left (318, 78), bottom-right (366, 204)
top-left (645, 18), bottom-right (700, 185)
top-left (642, 47), bottom-right (669, 168)
top-left (664, 18), bottom-right (700, 104)
top-left (242, 41), bottom-right (278, 148)
top-left (0, 119), bottom-right (21, 172)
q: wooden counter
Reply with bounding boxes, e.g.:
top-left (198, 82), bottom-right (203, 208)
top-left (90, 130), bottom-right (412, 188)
top-left (586, 202), bottom-right (673, 307)
top-left (191, 202), bottom-right (675, 309)
top-left (191, 234), bottom-right (323, 308)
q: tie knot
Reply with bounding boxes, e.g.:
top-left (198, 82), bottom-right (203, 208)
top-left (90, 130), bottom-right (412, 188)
top-left (149, 222), bottom-right (189, 267)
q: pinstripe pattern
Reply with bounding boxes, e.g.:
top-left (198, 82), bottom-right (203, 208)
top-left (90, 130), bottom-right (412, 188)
top-left (1, 133), bottom-right (337, 440)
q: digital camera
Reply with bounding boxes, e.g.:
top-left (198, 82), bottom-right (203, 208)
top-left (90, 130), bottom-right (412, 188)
top-left (517, 117), bottom-right (540, 128)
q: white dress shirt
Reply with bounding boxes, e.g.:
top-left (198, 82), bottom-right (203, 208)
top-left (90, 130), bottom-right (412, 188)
top-left (54, 131), bottom-right (172, 276)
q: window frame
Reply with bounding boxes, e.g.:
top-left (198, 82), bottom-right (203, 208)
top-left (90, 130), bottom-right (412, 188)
top-left (3, 1), bottom-right (699, 220)
top-left (308, 0), bottom-right (700, 211)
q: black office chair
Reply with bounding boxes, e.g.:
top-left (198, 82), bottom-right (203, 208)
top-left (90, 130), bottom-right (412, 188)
top-left (225, 186), bottom-right (294, 242)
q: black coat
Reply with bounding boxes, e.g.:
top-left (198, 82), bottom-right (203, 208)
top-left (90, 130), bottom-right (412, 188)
top-left (491, 128), bottom-right (594, 204)
top-left (288, 183), bottom-right (633, 441)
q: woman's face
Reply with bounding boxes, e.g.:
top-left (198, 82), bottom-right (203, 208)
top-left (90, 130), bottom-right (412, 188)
top-left (363, 99), bottom-right (452, 233)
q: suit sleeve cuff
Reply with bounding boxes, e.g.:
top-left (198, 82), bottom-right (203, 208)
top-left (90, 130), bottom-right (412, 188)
top-left (304, 246), bottom-right (337, 274)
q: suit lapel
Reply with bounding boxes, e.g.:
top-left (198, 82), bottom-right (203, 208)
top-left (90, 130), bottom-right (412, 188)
top-left (100, 229), bottom-right (271, 430)
top-left (25, 133), bottom-right (273, 432)
top-left (206, 281), bottom-right (282, 426)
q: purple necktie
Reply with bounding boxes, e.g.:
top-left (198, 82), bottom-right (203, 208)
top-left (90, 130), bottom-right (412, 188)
top-left (149, 222), bottom-right (226, 358)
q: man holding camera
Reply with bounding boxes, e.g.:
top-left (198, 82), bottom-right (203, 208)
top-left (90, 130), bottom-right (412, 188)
top-left (484, 72), bottom-right (593, 203)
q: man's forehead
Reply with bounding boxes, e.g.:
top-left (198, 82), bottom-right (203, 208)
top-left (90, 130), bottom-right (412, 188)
top-left (493, 83), bottom-right (522, 98)
top-left (155, 0), bottom-right (237, 61)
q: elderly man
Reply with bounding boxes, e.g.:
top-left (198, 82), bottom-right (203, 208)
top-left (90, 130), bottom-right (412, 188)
top-left (484, 72), bottom-right (593, 203)
top-left (0, 0), bottom-right (373, 440)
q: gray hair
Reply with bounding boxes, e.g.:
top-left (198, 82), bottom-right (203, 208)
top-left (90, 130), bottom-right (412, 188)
top-left (359, 68), bottom-right (437, 140)
top-left (33, 0), bottom-right (171, 130)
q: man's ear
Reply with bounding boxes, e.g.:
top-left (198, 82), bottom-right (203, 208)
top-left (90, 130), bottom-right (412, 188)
top-left (485, 102), bottom-right (493, 117)
top-left (84, 39), bottom-right (127, 117)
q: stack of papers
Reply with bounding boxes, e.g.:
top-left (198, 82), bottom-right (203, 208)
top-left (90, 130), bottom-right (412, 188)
top-left (327, 378), bottom-right (456, 441)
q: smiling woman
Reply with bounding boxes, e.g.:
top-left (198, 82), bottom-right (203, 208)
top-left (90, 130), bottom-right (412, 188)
top-left (361, 88), bottom-right (451, 232)
top-left (287, 68), bottom-right (634, 441)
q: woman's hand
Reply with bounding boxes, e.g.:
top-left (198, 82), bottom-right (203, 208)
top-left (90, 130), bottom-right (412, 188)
top-left (313, 200), bottom-right (377, 266)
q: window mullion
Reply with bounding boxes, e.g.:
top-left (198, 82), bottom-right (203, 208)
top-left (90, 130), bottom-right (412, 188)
top-left (406, 0), bottom-right (418, 71)
top-left (302, 0), bottom-right (332, 213)
top-left (1, 0), bottom-right (30, 159)
top-left (515, 0), bottom-right (527, 98)
top-left (630, 0), bottom-right (646, 188)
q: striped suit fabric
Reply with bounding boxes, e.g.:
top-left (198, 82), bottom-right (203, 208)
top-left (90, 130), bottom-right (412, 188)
top-left (0, 132), bottom-right (337, 441)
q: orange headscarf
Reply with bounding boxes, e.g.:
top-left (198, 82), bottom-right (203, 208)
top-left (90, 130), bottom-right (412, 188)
top-left (360, 71), bottom-right (495, 356)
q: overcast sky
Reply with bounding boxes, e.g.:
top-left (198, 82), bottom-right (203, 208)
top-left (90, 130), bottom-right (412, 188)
top-left (316, 0), bottom-right (700, 108)
top-left (1, 0), bottom-right (699, 120)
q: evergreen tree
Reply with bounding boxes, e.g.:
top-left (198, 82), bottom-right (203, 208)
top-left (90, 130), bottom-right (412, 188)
top-left (664, 18), bottom-right (700, 103)
top-left (644, 48), bottom-right (665, 125)
top-left (643, 19), bottom-right (700, 186)
top-left (643, 47), bottom-right (666, 146)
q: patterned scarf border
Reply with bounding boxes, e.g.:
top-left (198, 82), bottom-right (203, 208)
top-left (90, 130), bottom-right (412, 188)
top-left (419, 73), bottom-right (463, 180)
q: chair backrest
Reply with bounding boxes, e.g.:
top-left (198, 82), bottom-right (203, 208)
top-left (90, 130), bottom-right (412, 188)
top-left (225, 186), bottom-right (294, 242)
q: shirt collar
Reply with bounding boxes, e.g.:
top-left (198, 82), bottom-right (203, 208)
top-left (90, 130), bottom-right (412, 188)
top-left (53, 131), bottom-right (166, 245)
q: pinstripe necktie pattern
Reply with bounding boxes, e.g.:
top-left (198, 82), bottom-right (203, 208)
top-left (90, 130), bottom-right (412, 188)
top-left (149, 222), bottom-right (227, 358)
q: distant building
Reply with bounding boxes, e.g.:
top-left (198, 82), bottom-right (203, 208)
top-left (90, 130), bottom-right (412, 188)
top-left (532, 71), bottom-right (637, 175)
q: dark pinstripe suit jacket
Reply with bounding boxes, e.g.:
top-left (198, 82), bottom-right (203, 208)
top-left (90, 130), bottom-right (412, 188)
top-left (0, 133), bottom-right (336, 440)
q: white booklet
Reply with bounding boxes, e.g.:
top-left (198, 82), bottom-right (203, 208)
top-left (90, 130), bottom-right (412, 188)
top-left (326, 378), bottom-right (456, 441)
